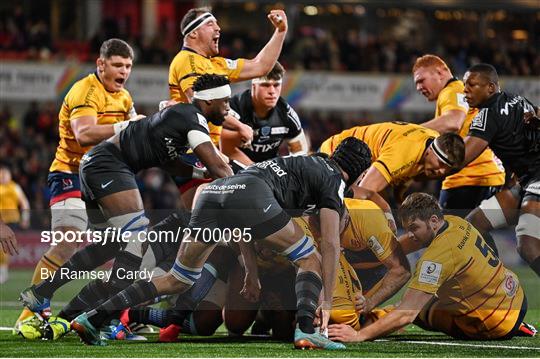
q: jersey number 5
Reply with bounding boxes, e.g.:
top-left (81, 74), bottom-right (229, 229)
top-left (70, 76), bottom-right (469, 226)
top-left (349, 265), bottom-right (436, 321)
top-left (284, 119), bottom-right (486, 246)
top-left (475, 236), bottom-right (499, 267)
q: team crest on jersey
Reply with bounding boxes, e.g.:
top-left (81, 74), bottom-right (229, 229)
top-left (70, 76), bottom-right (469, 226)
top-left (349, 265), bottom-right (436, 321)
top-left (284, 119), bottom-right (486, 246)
top-left (418, 261), bottom-right (442, 285)
top-left (367, 236), bottom-right (384, 256)
top-left (502, 271), bottom-right (518, 297)
top-left (260, 126), bottom-right (271, 138)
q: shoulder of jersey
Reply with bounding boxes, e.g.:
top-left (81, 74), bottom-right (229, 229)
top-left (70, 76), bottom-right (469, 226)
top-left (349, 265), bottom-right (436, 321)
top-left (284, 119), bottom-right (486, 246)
top-left (344, 198), bottom-right (379, 210)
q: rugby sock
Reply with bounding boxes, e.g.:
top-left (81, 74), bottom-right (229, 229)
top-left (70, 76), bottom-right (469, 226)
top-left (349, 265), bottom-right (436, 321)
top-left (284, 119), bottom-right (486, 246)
top-left (295, 271), bottom-right (322, 334)
top-left (109, 250), bottom-right (144, 291)
top-left (531, 256), bottom-right (540, 277)
top-left (35, 242), bottom-right (121, 298)
top-left (86, 280), bottom-right (158, 328)
top-left (129, 308), bottom-right (184, 328)
top-left (31, 254), bottom-right (62, 285)
top-left (58, 279), bottom-right (113, 321)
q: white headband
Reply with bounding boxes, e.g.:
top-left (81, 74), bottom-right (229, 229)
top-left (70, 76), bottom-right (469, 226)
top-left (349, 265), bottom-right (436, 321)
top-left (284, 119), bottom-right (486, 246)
top-left (430, 138), bottom-right (454, 167)
top-left (193, 85), bottom-right (231, 100)
top-left (252, 77), bottom-right (283, 84)
top-left (183, 12), bottom-right (216, 37)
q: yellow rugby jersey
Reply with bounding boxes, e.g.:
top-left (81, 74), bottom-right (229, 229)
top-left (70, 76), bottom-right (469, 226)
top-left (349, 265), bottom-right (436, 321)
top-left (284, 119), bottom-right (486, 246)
top-left (0, 181), bottom-right (20, 223)
top-left (50, 73), bottom-right (134, 173)
top-left (320, 122), bottom-right (439, 186)
top-left (341, 198), bottom-right (396, 264)
top-left (437, 80), bottom-right (504, 189)
top-left (409, 215), bottom-right (524, 339)
top-left (169, 48), bottom-right (245, 145)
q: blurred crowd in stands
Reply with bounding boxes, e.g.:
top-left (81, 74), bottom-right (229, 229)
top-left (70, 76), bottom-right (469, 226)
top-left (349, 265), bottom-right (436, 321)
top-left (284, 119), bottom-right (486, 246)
top-left (1, 5), bottom-right (539, 75)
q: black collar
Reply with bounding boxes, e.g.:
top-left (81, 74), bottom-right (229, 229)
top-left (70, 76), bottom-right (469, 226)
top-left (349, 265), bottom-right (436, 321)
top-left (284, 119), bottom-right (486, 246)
top-left (436, 219), bottom-right (449, 236)
top-left (444, 77), bottom-right (458, 88)
top-left (477, 92), bottom-right (502, 109)
top-left (181, 46), bottom-right (209, 58)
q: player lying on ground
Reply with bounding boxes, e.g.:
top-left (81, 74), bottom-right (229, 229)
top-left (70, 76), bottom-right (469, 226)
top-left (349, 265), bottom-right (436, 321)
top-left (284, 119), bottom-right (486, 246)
top-left (328, 192), bottom-right (536, 342)
top-left (68, 138), bottom-right (372, 350)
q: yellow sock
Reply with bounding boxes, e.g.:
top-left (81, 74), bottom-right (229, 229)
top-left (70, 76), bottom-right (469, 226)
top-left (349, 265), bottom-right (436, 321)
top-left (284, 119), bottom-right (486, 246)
top-left (0, 250), bottom-right (8, 266)
top-left (30, 254), bottom-right (62, 285)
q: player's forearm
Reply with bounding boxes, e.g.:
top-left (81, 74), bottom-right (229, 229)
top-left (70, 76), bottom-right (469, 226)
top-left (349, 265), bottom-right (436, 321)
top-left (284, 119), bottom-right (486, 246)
top-left (421, 113), bottom-right (462, 133)
top-left (238, 240), bottom-right (259, 278)
top-left (357, 308), bottom-right (416, 341)
top-left (207, 162), bottom-right (234, 179)
top-left (365, 266), bottom-right (410, 310)
top-left (319, 237), bottom-right (339, 305)
top-left (74, 124), bottom-right (115, 146)
top-left (241, 31), bottom-right (286, 80)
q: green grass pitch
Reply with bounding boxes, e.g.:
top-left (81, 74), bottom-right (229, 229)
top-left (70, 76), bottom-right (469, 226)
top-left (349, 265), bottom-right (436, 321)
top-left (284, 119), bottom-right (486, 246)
top-left (1, 268), bottom-right (538, 357)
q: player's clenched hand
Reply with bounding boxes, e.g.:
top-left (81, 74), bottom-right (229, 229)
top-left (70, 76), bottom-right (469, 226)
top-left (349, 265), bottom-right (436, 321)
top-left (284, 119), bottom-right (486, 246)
top-left (354, 292), bottom-right (374, 314)
top-left (328, 324), bottom-right (360, 342)
top-left (0, 221), bottom-right (18, 255)
top-left (268, 10), bottom-right (287, 33)
top-left (240, 271), bottom-right (261, 303)
top-left (238, 123), bottom-right (253, 148)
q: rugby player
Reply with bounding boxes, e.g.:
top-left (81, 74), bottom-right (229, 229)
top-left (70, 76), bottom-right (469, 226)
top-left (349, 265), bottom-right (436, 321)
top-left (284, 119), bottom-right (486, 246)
top-left (69, 137), bottom-right (373, 350)
top-left (461, 63), bottom-right (540, 276)
top-left (0, 165), bottom-right (29, 283)
top-left (329, 193), bottom-right (534, 342)
top-left (16, 38), bottom-right (137, 327)
top-left (20, 74), bottom-right (233, 320)
top-left (413, 55), bottom-right (505, 210)
top-left (220, 62), bottom-right (308, 164)
top-left (168, 7), bottom-right (288, 207)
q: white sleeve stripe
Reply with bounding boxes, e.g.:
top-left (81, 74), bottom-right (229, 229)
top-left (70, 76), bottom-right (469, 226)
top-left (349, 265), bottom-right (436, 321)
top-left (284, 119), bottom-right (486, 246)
top-left (187, 130), bottom-right (212, 150)
top-left (286, 105), bottom-right (302, 130)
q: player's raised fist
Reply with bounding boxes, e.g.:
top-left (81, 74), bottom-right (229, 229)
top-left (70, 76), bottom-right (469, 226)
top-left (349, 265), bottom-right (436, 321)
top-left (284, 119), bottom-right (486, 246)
top-left (268, 10), bottom-right (287, 33)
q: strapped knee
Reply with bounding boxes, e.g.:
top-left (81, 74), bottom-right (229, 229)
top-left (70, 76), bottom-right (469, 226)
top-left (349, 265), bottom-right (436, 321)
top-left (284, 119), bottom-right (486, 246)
top-left (107, 211), bottom-right (149, 252)
top-left (281, 235), bottom-right (316, 262)
top-left (478, 195), bottom-right (507, 229)
top-left (170, 258), bottom-right (203, 286)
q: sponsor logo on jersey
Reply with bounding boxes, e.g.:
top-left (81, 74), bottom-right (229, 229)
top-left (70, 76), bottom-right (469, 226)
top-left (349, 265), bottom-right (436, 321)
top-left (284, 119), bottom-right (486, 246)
top-left (164, 137), bottom-right (180, 160)
top-left (62, 178), bottom-right (74, 191)
top-left (225, 58), bottom-right (238, 70)
top-left (418, 261), bottom-right (442, 285)
top-left (502, 271), bottom-right (518, 297)
top-left (253, 160), bottom-right (287, 177)
top-left (251, 141), bottom-right (281, 153)
top-left (470, 109), bottom-right (488, 132)
top-left (456, 93), bottom-right (469, 110)
top-left (367, 236), bottom-right (384, 256)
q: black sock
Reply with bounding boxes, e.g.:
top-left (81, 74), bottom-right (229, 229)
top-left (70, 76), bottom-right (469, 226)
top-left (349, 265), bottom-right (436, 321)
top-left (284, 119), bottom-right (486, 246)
top-left (58, 279), bottom-right (112, 321)
top-left (35, 242), bottom-right (121, 298)
top-left (295, 271), bottom-right (322, 334)
top-left (531, 256), bottom-right (540, 277)
top-left (109, 250), bottom-right (144, 290)
top-left (86, 280), bottom-right (158, 328)
top-left (129, 307), bottom-right (184, 328)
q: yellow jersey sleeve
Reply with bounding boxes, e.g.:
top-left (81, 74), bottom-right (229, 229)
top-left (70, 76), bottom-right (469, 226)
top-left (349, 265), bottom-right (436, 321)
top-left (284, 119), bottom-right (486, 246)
top-left (66, 79), bottom-right (104, 119)
top-left (436, 82), bottom-right (469, 117)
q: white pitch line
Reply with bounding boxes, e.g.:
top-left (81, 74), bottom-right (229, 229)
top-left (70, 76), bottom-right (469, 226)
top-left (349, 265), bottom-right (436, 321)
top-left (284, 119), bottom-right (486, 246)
top-left (376, 339), bottom-right (540, 350)
top-left (1, 301), bottom-right (68, 307)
